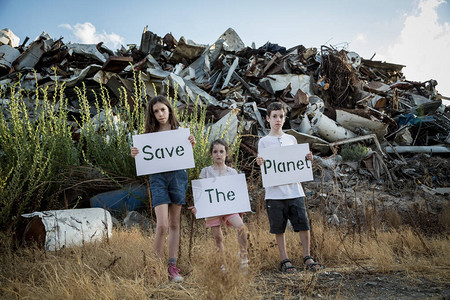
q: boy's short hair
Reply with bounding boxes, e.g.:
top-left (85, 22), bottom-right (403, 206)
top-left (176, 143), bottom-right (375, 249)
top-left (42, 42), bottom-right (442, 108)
top-left (266, 102), bottom-right (287, 118)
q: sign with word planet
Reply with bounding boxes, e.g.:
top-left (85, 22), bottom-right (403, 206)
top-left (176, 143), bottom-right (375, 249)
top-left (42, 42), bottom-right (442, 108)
top-left (259, 143), bottom-right (313, 187)
top-left (132, 128), bottom-right (195, 176)
top-left (191, 174), bottom-right (251, 219)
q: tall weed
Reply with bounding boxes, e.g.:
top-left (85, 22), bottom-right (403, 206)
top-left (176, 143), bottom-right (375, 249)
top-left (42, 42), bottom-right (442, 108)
top-left (0, 72), bottom-right (242, 229)
top-left (0, 73), bottom-right (77, 228)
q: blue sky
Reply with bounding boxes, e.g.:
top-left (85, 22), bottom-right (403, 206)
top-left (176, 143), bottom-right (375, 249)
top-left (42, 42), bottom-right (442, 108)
top-left (2, 0), bottom-right (450, 98)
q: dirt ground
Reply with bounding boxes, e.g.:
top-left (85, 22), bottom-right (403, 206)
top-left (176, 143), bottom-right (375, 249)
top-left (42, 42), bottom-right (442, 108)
top-left (254, 268), bottom-right (450, 299)
top-left (250, 180), bottom-right (450, 299)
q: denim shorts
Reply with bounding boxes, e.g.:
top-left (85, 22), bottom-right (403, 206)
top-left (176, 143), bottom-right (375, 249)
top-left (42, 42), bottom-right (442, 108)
top-left (266, 197), bottom-right (310, 234)
top-left (149, 169), bottom-right (188, 208)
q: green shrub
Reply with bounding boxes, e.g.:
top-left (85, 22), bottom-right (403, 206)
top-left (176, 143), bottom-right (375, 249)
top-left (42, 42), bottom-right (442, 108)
top-left (340, 143), bottom-right (369, 161)
top-left (0, 73), bottom-right (78, 228)
top-left (0, 72), bottom-right (242, 229)
top-left (169, 90), bottom-right (242, 183)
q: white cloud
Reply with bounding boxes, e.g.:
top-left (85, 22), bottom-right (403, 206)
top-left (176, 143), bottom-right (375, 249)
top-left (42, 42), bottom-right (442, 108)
top-left (59, 24), bottom-right (72, 30)
top-left (383, 0), bottom-right (450, 98)
top-left (355, 33), bottom-right (367, 44)
top-left (59, 22), bottom-right (125, 50)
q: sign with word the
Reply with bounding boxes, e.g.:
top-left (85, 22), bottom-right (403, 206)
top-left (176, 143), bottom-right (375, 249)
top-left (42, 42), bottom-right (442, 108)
top-left (132, 128), bottom-right (195, 176)
top-left (259, 143), bottom-right (313, 187)
top-left (191, 174), bottom-right (251, 219)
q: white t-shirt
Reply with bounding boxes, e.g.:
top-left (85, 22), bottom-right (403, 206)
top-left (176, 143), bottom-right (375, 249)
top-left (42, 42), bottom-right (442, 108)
top-left (199, 165), bottom-right (238, 179)
top-left (258, 133), bottom-right (305, 200)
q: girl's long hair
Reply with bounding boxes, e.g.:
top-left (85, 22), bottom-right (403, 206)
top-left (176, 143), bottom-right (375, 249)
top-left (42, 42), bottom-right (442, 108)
top-left (144, 96), bottom-right (180, 133)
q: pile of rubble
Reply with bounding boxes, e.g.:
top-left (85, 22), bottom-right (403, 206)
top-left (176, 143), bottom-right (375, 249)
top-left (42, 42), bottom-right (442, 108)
top-left (1, 27), bottom-right (449, 193)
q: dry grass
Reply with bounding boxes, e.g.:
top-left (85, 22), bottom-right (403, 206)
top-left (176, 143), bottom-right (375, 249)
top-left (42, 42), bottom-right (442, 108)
top-left (1, 209), bottom-right (449, 300)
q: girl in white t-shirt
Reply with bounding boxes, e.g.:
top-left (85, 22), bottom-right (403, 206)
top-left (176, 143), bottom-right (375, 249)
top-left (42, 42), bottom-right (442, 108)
top-left (189, 139), bottom-right (248, 272)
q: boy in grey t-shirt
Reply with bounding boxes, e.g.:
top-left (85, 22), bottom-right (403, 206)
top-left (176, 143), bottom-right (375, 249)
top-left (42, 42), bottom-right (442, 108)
top-left (256, 102), bottom-right (323, 273)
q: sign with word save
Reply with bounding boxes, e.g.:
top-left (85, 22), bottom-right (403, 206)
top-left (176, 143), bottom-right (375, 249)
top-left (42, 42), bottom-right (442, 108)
top-left (132, 128), bottom-right (195, 176)
top-left (191, 174), bottom-right (251, 219)
top-left (259, 143), bottom-right (313, 187)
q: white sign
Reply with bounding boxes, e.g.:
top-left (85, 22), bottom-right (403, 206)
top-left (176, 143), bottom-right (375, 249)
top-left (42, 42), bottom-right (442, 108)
top-left (132, 128), bottom-right (195, 176)
top-left (259, 143), bottom-right (313, 187)
top-left (192, 174), bottom-right (251, 219)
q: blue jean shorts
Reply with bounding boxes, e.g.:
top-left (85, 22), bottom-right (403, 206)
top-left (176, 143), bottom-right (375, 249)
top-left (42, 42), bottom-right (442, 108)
top-left (266, 197), bottom-right (310, 234)
top-left (149, 169), bottom-right (188, 208)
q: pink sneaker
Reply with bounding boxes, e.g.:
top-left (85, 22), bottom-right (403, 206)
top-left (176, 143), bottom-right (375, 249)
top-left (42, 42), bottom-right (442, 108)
top-left (168, 264), bottom-right (183, 282)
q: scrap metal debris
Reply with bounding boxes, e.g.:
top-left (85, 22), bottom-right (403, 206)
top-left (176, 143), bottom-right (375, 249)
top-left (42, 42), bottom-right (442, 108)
top-left (1, 27), bottom-right (449, 193)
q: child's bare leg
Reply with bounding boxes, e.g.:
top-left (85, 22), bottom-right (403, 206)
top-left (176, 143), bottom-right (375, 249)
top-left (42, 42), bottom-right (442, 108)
top-left (299, 230), bottom-right (311, 259)
top-left (276, 233), bottom-right (296, 272)
top-left (168, 204), bottom-right (182, 259)
top-left (275, 233), bottom-right (289, 260)
top-left (154, 204), bottom-right (170, 257)
top-left (211, 225), bottom-right (225, 253)
top-left (227, 215), bottom-right (247, 259)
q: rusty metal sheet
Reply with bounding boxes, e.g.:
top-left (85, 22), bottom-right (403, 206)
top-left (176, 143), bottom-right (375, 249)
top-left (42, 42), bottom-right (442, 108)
top-left (0, 45), bottom-right (20, 70)
top-left (102, 56), bottom-right (133, 72)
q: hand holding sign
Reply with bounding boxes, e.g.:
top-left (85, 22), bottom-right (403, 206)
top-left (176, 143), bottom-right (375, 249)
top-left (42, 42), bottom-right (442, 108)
top-left (132, 128), bottom-right (195, 176)
top-left (191, 174), bottom-right (251, 219)
top-left (259, 143), bottom-right (314, 187)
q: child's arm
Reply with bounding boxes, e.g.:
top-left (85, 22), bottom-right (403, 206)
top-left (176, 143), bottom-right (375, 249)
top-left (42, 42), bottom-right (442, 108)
top-left (188, 134), bottom-right (196, 146)
top-left (187, 206), bottom-right (197, 215)
top-left (256, 156), bottom-right (264, 166)
top-left (130, 147), bottom-right (139, 158)
top-left (256, 138), bottom-right (265, 166)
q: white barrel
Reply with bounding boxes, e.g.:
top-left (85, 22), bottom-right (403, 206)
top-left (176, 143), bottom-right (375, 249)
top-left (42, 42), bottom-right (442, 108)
top-left (21, 208), bottom-right (112, 251)
top-left (311, 112), bottom-right (356, 142)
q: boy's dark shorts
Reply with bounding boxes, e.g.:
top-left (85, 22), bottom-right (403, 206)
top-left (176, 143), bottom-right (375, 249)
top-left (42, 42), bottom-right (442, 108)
top-left (265, 197), bottom-right (310, 234)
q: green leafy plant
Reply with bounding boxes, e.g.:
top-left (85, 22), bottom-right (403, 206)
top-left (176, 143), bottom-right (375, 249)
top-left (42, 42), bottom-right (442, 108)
top-left (0, 71), bottom-right (78, 228)
top-left (0, 70), bottom-right (242, 229)
top-left (340, 143), bottom-right (369, 161)
top-left (169, 94), bottom-right (241, 182)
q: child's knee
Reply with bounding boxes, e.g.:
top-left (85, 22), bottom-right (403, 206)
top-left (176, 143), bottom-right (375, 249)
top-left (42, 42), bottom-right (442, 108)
top-left (236, 224), bottom-right (246, 235)
top-left (212, 230), bottom-right (223, 243)
top-left (156, 223), bottom-right (169, 234)
top-left (213, 234), bottom-right (223, 245)
top-left (169, 221), bottom-right (180, 231)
